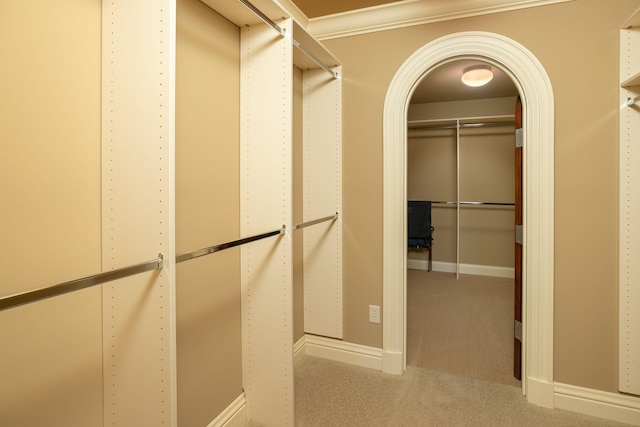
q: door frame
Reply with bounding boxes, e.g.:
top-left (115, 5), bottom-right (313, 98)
top-left (381, 32), bottom-right (555, 408)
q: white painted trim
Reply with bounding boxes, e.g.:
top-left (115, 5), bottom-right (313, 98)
top-left (294, 335), bottom-right (306, 364)
top-left (554, 383), bottom-right (640, 426)
top-left (382, 349), bottom-right (404, 375)
top-left (207, 393), bottom-right (247, 427)
top-left (309, 0), bottom-right (576, 40)
top-left (304, 335), bottom-right (383, 371)
top-left (382, 32), bottom-right (555, 408)
top-left (526, 377), bottom-right (555, 409)
top-left (407, 259), bottom-right (515, 278)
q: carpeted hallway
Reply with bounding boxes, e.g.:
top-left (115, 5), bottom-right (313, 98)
top-left (406, 269), bottom-right (519, 387)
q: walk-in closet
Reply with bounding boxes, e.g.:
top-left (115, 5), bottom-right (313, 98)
top-left (406, 59), bottom-right (520, 386)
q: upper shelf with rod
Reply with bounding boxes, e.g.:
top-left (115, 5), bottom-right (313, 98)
top-left (200, 0), bottom-right (340, 79)
top-left (623, 5), bottom-right (640, 28)
top-left (200, 0), bottom-right (286, 30)
top-left (621, 6), bottom-right (640, 88)
top-left (292, 21), bottom-right (340, 79)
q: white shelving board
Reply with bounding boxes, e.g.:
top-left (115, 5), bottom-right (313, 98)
top-left (619, 6), bottom-right (640, 397)
top-left (197, 0), bottom-right (343, 423)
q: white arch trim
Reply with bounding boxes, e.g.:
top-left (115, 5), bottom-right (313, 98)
top-left (382, 31), bottom-right (555, 408)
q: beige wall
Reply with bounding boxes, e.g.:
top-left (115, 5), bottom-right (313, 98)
top-left (175, 1), bottom-right (242, 425)
top-left (323, 0), bottom-right (640, 393)
top-left (0, 1), bottom-right (103, 425)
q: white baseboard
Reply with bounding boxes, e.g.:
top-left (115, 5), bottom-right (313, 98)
top-left (294, 335), bottom-right (306, 364)
top-left (526, 376), bottom-right (555, 409)
top-left (207, 393), bottom-right (246, 427)
top-left (554, 383), bottom-right (640, 426)
top-left (303, 334), bottom-right (383, 371)
top-left (382, 350), bottom-right (404, 375)
top-left (407, 259), bottom-right (515, 278)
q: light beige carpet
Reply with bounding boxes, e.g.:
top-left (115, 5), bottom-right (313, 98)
top-left (244, 271), bottom-right (633, 426)
top-left (292, 355), bottom-right (631, 426)
top-left (407, 270), bottom-right (520, 387)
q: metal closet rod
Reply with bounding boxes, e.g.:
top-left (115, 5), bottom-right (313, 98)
top-left (432, 200), bottom-right (515, 206)
top-left (409, 114), bottom-right (514, 124)
top-left (176, 226), bottom-right (285, 264)
top-left (408, 121), bottom-right (515, 131)
top-left (2, 224), bottom-right (291, 310)
top-left (237, 0), bottom-right (338, 79)
top-left (177, 213), bottom-right (339, 264)
top-left (292, 40), bottom-right (339, 79)
top-left (238, 0), bottom-right (286, 37)
top-left (294, 213), bottom-right (339, 230)
top-left (625, 95), bottom-right (639, 107)
top-left (0, 255), bottom-right (164, 312)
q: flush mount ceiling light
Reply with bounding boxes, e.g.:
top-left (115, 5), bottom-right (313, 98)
top-left (461, 64), bottom-right (493, 87)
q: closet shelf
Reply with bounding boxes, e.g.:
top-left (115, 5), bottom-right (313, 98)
top-left (621, 8), bottom-right (640, 87)
top-left (622, 6), bottom-right (640, 29)
top-left (201, 0), bottom-right (284, 28)
top-left (293, 22), bottom-right (340, 76)
top-left (200, 0), bottom-right (340, 76)
top-left (621, 71), bottom-right (640, 88)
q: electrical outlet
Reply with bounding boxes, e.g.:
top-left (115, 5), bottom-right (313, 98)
top-left (369, 305), bottom-right (380, 324)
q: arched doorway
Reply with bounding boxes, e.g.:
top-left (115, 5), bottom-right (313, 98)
top-left (381, 32), bottom-right (555, 408)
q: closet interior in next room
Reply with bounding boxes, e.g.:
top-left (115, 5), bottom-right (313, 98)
top-left (406, 59), bottom-right (521, 386)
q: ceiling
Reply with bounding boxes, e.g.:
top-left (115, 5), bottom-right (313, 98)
top-left (292, 0), bottom-right (403, 19)
top-left (410, 59), bottom-right (519, 104)
top-left (290, 0), bottom-right (519, 103)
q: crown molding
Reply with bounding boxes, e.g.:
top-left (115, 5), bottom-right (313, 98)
top-left (308, 0), bottom-right (575, 40)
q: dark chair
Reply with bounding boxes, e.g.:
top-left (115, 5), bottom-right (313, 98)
top-left (408, 201), bottom-right (434, 271)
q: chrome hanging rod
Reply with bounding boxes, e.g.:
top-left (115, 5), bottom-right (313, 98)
top-left (0, 255), bottom-right (164, 312)
top-left (432, 200), bottom-right (515, 206)
top-left (294, 213), bottom-right (338, 231)
top-left (237, 0), bottom-right (286, 37)
top-left (292, 39), bottom-right (339, 79)
top-left (176, 227), bottom-right (285, 264)
top-left (408, 121), bottom-right (514, 131)
top-left (408, 114), bottom-right (514, 126)
top-left (625, 95), bottom-right (640, 107)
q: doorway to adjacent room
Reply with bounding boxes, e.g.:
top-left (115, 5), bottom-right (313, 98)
top-left (382, 31), bottom-right (555, 407)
